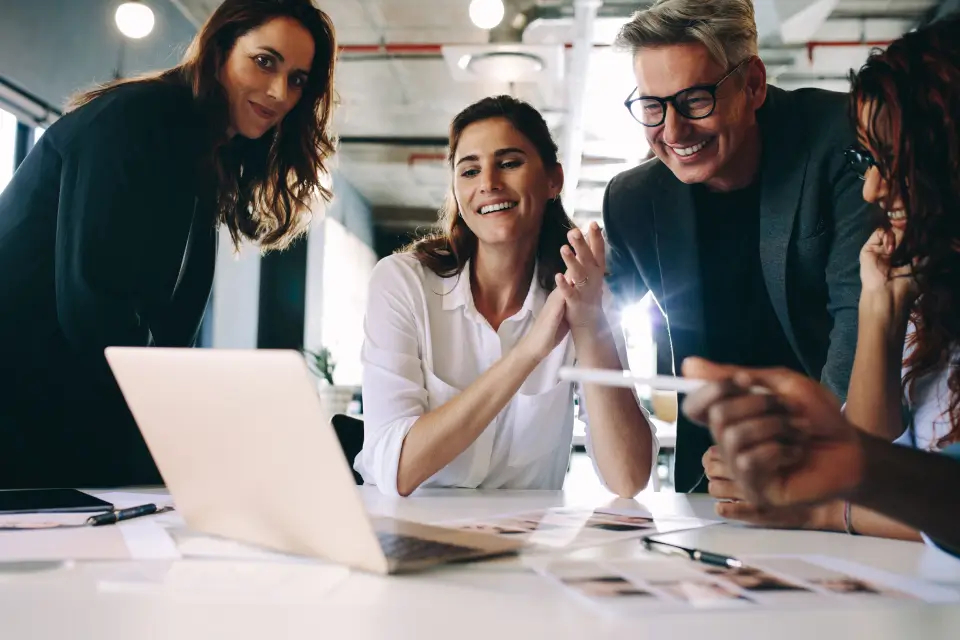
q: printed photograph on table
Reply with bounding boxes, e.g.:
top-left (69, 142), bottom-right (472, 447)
top-left (540, 561), bottom-right (667, 614)
top-left (703, 566), bottom-right (810, 592)
top-left (441, 506), bottom-right (709, 550)
top-left (648, 579), bottom-right (754, 608)
top-left (812, 576), bottom-right (906, 597)
top-left (540, 556), bottom-right (959, 616)
top-left (750, 556), bottom-right (960, 605)
top-left (562, 575), bottom-right (657, 599)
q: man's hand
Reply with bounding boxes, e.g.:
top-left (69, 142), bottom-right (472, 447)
top-left (703, 445), bottom-right (840, 530)
top-left (682, 358), bottom-right (865, 508)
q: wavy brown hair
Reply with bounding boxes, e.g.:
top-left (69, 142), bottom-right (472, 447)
top-left (70, 0), bottom-right (337, 251)
top-left (849, 15), bottom-right (960, 448)
top-left (409, 95), bottom-right (574, 291)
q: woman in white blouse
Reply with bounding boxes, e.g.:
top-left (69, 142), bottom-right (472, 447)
top-left (355, 95), bottom-right (657, 497)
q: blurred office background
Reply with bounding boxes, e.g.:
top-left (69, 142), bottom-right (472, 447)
top-left (1, 0), bottom-right (955, 492)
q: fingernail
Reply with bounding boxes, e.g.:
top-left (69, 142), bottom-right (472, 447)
top-left (570, 230), bottom-right (581, 241)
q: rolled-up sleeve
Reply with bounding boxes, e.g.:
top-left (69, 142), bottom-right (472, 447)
top-left (578, 287), bottom-right (660, 492)
top-left (355, 258), bottom-right (431, 496)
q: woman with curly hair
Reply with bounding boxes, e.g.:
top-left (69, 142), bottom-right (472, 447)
top-left (697, 15), bottom-right (960, 543)
top-left (0, 0), bottom-right (337, 489)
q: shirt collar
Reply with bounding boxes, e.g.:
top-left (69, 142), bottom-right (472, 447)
top-left (441, 260), bottom-right (546, 321)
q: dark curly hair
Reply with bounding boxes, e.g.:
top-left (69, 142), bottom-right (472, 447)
top-left (408, 95), bottom-right (574, 292)
top-left (849, 15), bottom-right (960, 447)
top-left (71, 0), bottom-right (337, 251)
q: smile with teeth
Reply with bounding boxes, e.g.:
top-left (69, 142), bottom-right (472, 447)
top-left (478, 202), bottom-right (518, 215)
top-left (669, 139), bottom-right (712, 157)
top-left (887, 210), bottom-right (906, 221)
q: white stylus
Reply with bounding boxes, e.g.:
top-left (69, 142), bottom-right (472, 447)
top-left (557, 367), bottom-right (770, 395)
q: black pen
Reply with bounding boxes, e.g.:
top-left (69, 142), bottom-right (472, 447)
top-left (642, 536), bottom-right (743, 569)
top-left (86, 503), bottom-right (172, 527)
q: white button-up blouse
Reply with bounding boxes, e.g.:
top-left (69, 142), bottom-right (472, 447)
top-left (354, 253), bottom-right (658, 496)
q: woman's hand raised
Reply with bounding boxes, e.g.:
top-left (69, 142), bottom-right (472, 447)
top-left (557, 221), bottom-right (606, 332)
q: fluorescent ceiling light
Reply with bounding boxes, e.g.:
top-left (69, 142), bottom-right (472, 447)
top-left (115, 2), bottom-right (155, 39)
top-left (469, 0), bottom-right (505, 30)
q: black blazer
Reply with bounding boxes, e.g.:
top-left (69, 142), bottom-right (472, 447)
top-left (603, 85), bottom-right (876, 492)
top-left (0, 81), bottom-right (218, 489)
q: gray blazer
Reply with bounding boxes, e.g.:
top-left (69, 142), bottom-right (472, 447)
top-left (602, 85), bottom-right (876, 492)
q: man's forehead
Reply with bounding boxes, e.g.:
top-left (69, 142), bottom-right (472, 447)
top-left (632, 43), bottom-right (726, 94)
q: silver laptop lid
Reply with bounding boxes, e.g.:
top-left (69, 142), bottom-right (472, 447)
top-left (105, 347), bottom-right (388, 573)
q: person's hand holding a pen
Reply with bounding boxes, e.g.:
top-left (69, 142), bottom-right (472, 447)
top-left (679, 356), bottom-right (862, 510)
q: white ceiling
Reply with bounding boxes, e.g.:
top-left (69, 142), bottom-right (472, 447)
top-left (174, 0), bottom-right (939, 228)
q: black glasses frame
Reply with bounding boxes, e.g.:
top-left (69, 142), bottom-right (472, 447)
top-left (844, 145), bottom-right (877, 180)
top-left (624, 57), bottom-right (752, 127)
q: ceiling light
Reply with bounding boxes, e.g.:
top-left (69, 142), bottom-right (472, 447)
top-left (466, 51), bottom-right (545, 82)
top-left (469, 0), bottom-right (504, 30)
top-left (115, 2), bottom-right (155, 39)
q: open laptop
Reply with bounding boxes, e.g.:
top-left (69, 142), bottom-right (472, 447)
top-left (104, 347), bottom-right (523, 574)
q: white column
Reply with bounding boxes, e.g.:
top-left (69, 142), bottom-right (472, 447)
top-left (303, 212), bottom-right (327, 355)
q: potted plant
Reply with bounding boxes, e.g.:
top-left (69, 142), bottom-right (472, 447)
top-left (304, 346), bottom-right (336, 386)
top-left (303, 347), bottom-right (355, 417)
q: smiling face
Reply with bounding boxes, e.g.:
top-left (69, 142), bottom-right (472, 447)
top-left (857, 100), bottom-right (907, 230)
top-left (220, 16), bottom-right (315, 139)
top-left (453, 117), bottom-right (563, 249)
top-left (633, 43), bottom-right (766, 190)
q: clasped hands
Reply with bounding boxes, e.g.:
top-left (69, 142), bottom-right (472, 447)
top-left (520, 221), bottom-right (607, 362)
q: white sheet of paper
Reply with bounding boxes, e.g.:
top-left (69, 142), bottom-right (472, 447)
top-left (540, 554), bottom-right (960, 615)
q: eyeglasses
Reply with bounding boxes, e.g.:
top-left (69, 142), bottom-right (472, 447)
top-left (624, 58), bottom-right (751, 127)
top-left (844, 145), bottom-right (877, 180)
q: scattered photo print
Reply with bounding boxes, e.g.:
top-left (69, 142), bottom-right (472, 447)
top-left (456, 522), bottom-right (529, 537)
top-left (704, 566), bottom-right (810, 592)
top-left (650, 580), bottom-right (754, 607)
top-left (562, 575), bottom-right (655, 598)
top-left (591, 510), bottom-right (656, 527)
top-left (811, 577), bottom-right (912, 599)
top-left (586, 521), bottom-right (654, 533)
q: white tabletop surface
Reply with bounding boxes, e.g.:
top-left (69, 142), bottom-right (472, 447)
top-left (0, 486), bottom-right (958, 640)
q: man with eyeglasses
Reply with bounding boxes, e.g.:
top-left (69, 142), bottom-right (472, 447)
top-left (602, 0), bottom-right (876, 493)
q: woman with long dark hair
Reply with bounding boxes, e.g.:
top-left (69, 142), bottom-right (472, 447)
top-left (0, 0), bottom-right (337, 488)
top-left (689, 16), bottom-right (960, 548)
top-left (355, 95), bottom-right (657, 497)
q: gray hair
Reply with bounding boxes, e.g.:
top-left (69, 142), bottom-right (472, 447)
top-left (615, 0), bottom-right (758, 70)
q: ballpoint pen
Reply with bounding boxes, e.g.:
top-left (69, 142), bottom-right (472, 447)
top-left (642, 535), bottom-right (743, 569)
top-left (85, 503), bottom-right (173, 527)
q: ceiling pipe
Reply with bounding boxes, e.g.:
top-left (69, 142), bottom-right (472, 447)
top-left (804, 39), bottom-right (892, 62)
top-left (488, 0), bottom-right (536, 43)
top-left (336, 39), bottom-right (896, 57)
top-left (561, 0), bottom-right (601, 217)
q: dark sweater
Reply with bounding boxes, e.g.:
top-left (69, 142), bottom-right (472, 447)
top-left (0, 80), bottom-right (218, 488)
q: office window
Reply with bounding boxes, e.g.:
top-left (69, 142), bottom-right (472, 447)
top-left (0, 108), bottom-right (16, 193)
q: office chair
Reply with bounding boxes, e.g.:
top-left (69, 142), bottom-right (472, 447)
top-left (331, 414), bottom-right (365, 485)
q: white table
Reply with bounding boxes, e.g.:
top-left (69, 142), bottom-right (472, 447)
top-left (0, 487), bottom-right (958, 640)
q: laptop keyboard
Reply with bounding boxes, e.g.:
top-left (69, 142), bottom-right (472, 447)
top-left (376, 531), bottom-right (481, 563)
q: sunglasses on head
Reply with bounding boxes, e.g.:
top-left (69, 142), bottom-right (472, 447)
top-left (844, 145), bottom-right (877, 180)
